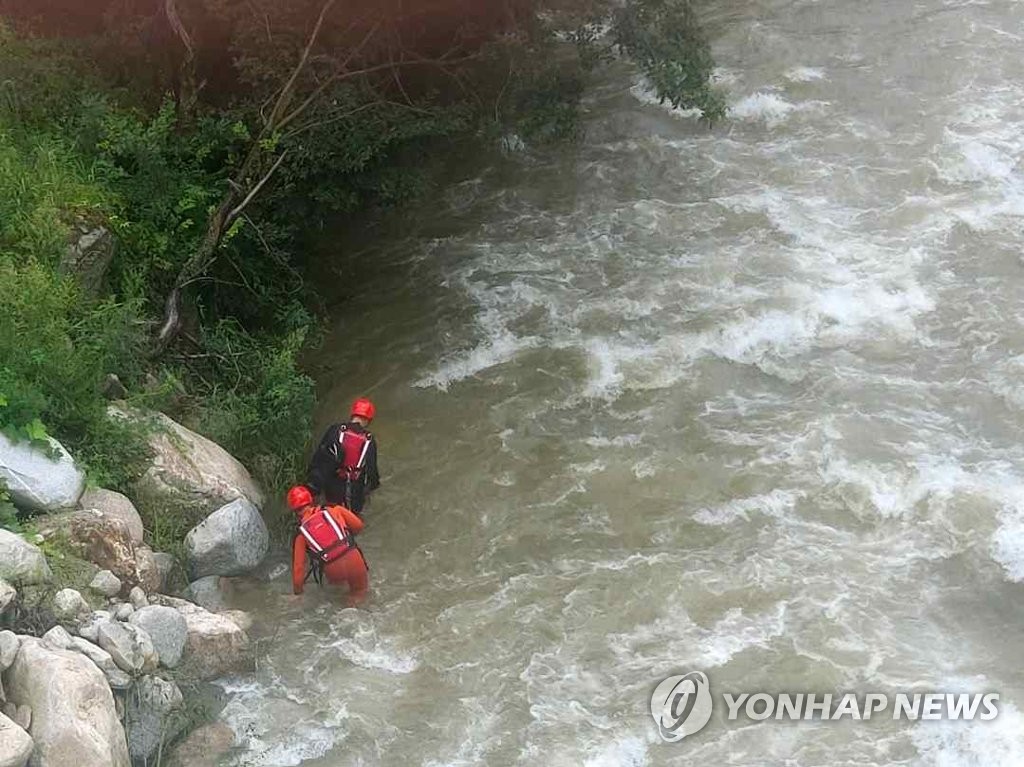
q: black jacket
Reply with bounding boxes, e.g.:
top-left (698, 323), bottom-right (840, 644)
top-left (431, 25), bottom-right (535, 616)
top-left (306, 421), bottom-right (380, 514)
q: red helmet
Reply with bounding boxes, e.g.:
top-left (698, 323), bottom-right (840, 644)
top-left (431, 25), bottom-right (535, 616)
top-left (287, 485), bottom-right (313, 510)
top-left (350, 397), bottom-right (376, 421)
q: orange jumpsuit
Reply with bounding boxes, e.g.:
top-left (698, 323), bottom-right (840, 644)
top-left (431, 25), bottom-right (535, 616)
top-left (292, 504), bottom-right (368, 604)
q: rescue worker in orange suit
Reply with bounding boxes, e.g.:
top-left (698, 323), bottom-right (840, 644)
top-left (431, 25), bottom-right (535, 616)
top-left (306, 397), bottom-right (380, 516)
top-left (288, 485), bottom-right (369, 606)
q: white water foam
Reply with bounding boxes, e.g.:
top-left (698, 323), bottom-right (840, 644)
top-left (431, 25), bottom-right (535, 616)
top-left (785, 66), bottom-right (827, 82)
top-left (911, 699), bottom-right (1024, 766)
top-left (694, 488), bottom-right (804, 526)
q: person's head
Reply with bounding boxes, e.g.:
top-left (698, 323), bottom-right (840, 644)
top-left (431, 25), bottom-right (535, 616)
top-left (350, 397), bottom-right (376, 426)
top-left (287, 485), bottom-right (314, 513)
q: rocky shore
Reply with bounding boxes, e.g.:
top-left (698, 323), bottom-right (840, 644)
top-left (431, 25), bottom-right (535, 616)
top-left (0, 405), bottom-right (272, 767)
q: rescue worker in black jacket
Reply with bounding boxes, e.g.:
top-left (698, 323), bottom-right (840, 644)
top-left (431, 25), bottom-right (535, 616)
top-left (306, 397), bottom-right (380, 516)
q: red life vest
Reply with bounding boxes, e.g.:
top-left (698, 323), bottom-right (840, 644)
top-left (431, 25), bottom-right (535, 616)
top-left (299, 508), bottom-right (353, 563)
top-left (336, 426), bottom-right (371, 482)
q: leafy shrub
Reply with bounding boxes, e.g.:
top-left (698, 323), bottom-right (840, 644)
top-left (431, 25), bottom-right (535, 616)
top-left (614, 0), bottom-right (727, 120)
top-left (181, 320), bottom-right (317, 493)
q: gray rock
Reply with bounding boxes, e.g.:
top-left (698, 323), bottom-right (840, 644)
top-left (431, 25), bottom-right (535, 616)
top-left (165, 721), bottom-right (235, 767)
top-left (78, 488), bottom-right (144, 544)
top-left (89, 570), bottom-right (122, 598)
top-left (67, 637), bottom-right (131, 690)
top-left (0, 710), bottom-right (33, 767)
top-left (0, 530), bottom-right (52, 586)
top-left (149, 595), bottom-right (252, 680)
top-left (151, 552), bottom-right (178, 592)
top-left (0, 631), bottom-right (19, 671)
top-left (128, 606), bottom-right (187, 669)
top-left (5, 637), bottom-right (129, 766)
top-left (0, 579), bottom-right (15, 617)
top-left (128, 586), bottom-right (148, 609)
top-left (59, 224), bottom-right (115, 298)
top-left (97, 621), bottom-right (158, 675)
top-left (77, 611), bottom-right (113, 644)
top-left (134, 545), bottom-right (163, 594)
top-left (109, 405), bottom-right (264, 514)
top-left (186, 575), bottom-right (227, 612)
top-left (0, 432), bottom-right (85, 512)
top-left (52, 588), bottom-right (90, 624)
top-left (125, 675), bottom-right (185, 763)
top-left (13, 705), bottom-right (30, 732)
top-left (185, 498), bottom-right (269, 578)
top-left (41, 625), bottom-right (73, 651)
top-left (113, 603), bottom-right (134, 621)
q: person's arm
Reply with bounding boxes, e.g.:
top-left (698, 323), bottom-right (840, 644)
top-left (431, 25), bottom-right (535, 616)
top-left (328, 505), bottom-right (364, 535)
top-left (365, 438), bottom-right (381, 492)
top-left (306, 424), bottom-right (340, 495)
top-left (291, 534), bottom-right (308, 595)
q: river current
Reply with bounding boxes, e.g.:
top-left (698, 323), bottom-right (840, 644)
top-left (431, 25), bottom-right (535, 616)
top-left (217, 0), bottom-right (1024, 764)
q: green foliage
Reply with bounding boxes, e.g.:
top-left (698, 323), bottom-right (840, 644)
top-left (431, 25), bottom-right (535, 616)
top-left (133, 489), bottom-right (206, 564)
top-left (36, 531), bottom-right (101, 597)
top-left (182, 321), bottom-right (317, 493)
top-left (0, 480), bottom-right (22, 533)
top-left (0, 254), bottom-right (150, 489)
top-left (0, 131), bottom-right (110, 262)
top-left (613, 0), bottom-right (727, 121)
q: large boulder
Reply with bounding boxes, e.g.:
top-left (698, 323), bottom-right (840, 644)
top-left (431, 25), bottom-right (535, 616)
top-left (128, 606), bottom-right (187, 669)
top-left (59, 224), bottom-right (115, 298)
top-left (4, 637), bottom-right (129, 767)
top-left (109, 405), bottom-right (263, 514)
top-left (0, 531), bottom-right (51, 587)
top-left (77, 488), bottom-right (144, 544)
top-left (0, 710), bottom-right (33, 767)
top-left (125, 675), bottom-right (185, 763)
top-left (0, 432), bottom-right (85, 512)
top-left (34, 510), bottom-right (155, 591)
top-left (185, 498), bottom-right (268, 578)
top-left (150, 596), bottom-right (252, 680)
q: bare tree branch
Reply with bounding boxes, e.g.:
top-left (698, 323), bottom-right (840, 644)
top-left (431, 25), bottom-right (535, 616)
top-left (164, 0), bottom-right (194, 58)
top-left (226, 150), bottom-right (289, 224)
top-left (265, 0), bottom-right (339, 129)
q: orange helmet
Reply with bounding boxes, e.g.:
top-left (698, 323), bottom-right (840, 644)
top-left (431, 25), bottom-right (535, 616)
top-left (350, 397), bottom-right (376, 421)
top-left (287, 485), bottom-right (313, 510)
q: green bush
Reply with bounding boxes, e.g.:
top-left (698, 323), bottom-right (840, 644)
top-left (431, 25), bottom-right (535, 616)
top-left (0, 255), bottom-right (152, 489)
top-left (614, 0), bottom-right (727, 121)
top-left (182, 320), bottom-right (317, 493)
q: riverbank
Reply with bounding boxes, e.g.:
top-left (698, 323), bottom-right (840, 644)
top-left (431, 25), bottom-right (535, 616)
top-left (1, 405), bottom-right (270, 766)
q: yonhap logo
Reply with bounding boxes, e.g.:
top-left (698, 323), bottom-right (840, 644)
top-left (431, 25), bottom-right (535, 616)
top-left (649, 670), bottom-right (1001, 745)
top-left (650, 671), bottom-right (714, 742)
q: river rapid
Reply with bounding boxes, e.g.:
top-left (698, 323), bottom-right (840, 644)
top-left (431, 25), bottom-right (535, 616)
top-left (217, 0), bottom-right (1024, 764)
